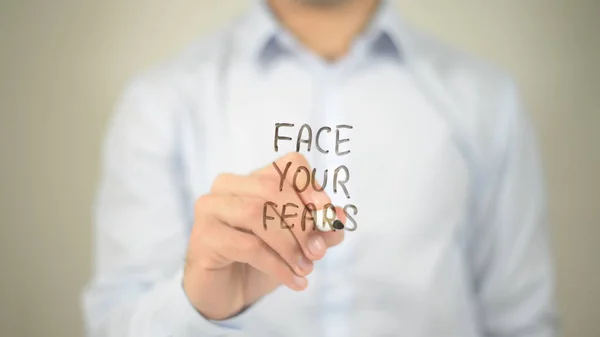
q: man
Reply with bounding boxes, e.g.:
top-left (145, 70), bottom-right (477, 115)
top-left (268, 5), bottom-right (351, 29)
top-left (82, 0), bottom-right (558, 336)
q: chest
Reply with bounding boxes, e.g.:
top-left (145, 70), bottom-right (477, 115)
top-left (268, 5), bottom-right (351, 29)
top-left (180, 64), bottom-right (477, 335)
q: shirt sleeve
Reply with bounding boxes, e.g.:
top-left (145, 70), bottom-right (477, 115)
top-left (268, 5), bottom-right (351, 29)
top-left (468, 77), bottom-right (560, 337)
top-left (81, 74), bottom-right (253, 337)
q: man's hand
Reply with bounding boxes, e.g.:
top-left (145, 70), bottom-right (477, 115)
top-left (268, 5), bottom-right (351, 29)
top-left (183, 152), bottom-right (346, 320)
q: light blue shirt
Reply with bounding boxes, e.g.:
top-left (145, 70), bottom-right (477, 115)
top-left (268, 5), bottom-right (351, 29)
top-left (82, 1), bottom-right (558, 336)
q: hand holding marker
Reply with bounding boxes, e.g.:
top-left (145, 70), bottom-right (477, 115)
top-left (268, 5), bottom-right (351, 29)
top-left (183, 152), bottom-right (347, 321)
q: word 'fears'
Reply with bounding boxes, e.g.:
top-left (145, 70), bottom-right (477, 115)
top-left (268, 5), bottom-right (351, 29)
top-left (263, 122), bottom-right (359, 232)
top-left (263, 202), bottom-right (358, 232)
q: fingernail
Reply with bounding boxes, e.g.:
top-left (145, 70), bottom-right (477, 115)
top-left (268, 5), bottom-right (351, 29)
top-left (311, 193), bottom-right (330, 208)
top-left (297, 255), bottom-right (313, 274)
top-left (308, 235), bottom-right (326, 257)
top-left (292, 275), bottom-right (308, 289)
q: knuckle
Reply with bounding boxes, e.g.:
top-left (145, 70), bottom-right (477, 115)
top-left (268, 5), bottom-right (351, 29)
top-left (238, 196), bottom-right (261, 220)
top-left (285, 151), bottom-right (305, 164)
top-left (194, 194), bottom-right (213, 215)
top-left (238, 236), bottom-right (262, 254)
top-left (189, 248), bottom-right (220, 270)
top-left (194, 224), bottom-right (217, 245)
top-left (257, 175), bottom-right (280, 196)
top-left (194, 258), bottom-right (214, 271)
top-left (211, 173), bottom-right (231, 191)
top-left (192, 231), bottom-right (216, 256)
top-left (290, 152), bottom-right (309, 168)
top-left (195, 232), bottom-right (212, 250)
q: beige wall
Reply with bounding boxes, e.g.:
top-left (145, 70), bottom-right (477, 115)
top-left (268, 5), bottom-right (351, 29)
top-left (0, 0), bottom-right (598, 336)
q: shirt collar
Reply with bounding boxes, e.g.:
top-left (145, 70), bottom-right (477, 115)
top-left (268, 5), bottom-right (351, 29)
top-left (238, 0), bottom-right (405, 67)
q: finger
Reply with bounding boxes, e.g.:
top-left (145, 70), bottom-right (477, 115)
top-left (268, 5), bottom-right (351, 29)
top-left (202, 222), bottom-right (308, 291)
top-left (195, 194), bottom-right (314, 276)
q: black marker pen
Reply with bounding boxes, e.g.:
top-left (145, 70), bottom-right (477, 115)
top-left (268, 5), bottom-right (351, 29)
top-left (313, 208), bottom-right (345, 231)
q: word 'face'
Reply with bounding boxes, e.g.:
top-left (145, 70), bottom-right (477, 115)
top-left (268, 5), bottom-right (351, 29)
top-left (274, 123), bottom-right (353, 156)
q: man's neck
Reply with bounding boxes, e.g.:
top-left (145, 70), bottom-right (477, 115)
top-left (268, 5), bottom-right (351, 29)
top-left (267, 0), bottom-right (381, 61)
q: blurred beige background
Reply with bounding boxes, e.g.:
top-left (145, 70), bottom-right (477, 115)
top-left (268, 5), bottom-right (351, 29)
top-left (1, 0), bottom-right (598, 336)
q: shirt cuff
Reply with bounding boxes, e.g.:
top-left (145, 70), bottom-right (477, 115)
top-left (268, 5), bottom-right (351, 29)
top-left (160, 268), bottom-right (253, 336)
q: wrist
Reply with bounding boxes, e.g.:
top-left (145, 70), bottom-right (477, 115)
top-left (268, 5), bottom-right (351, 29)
top-left (183, 265), bottom-right (244, 321)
